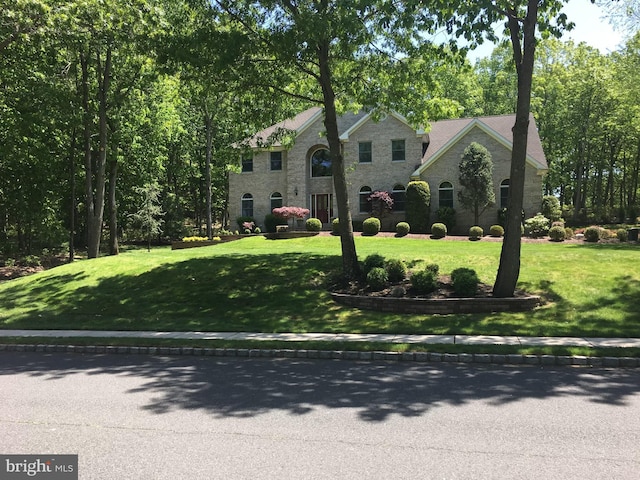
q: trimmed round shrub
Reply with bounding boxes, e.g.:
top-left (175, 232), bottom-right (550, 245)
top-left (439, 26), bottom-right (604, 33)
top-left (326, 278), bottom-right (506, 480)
top-left (331, 218), bottom-right (340, 235)
top-left (395, 222), bottom-right (410, 237)
top-left (254, 227), bottom-right (261, 234)
top-left (489, 225), bottom-right (504, 237)
top-left (366, 267), bottom-right (388, 291)
top-left (385, 258), bottom-right (407, 282)
top-left (451, 267), bottom-right (479, 296)
top-left (362, 217), bottom-right (381, 236)
top-left (431, 222), bottom-right (447, 238)
top-left (305, 218), bottom-right (322, 232)
top-left (363, 254), bottom-right (385, 275)
top-left (584, 226), bottom-right (600, 242)
top-left (469, 226), bottom-right (483, 240)
top-left (548, 225), bottom-right (565, 242)
top-left (617, 228), bottom-right (629, 242)
top-left (410, 269), bottom-right (438, 294)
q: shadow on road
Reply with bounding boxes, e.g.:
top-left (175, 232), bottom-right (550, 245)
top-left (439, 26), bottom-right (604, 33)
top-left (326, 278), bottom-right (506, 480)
top-left (2, 353), bottom-right (639, 422)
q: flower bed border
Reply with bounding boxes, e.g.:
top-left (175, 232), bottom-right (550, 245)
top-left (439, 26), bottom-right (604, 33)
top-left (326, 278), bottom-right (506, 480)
top-left (331, 292), bottom-right (541, 314)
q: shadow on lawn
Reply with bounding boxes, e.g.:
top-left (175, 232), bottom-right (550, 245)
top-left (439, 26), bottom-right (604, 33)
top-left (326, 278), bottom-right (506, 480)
top-left (1, 249), bottom-right (638, 337)
top-left (2, 352), bottom-right (640, 422)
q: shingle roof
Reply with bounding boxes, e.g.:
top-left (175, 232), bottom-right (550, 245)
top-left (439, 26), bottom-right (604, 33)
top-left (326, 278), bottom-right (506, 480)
top-left (417, 114), bottom-right (547, 174)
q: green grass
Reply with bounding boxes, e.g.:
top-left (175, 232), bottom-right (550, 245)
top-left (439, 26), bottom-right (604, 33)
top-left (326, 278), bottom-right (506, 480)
top-left (0, 235), bottom-right (638, 338)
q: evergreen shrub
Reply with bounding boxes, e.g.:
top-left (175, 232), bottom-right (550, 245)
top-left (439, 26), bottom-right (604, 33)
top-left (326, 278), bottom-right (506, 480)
top-left (431, 223), bottom-right (447, 238)
top-left (385, 258), bottom-right (407, 282)
top-left (362, 217), bottom-right (381, 236)
top-left (451, 267), bottom-right (479, 296)
top-left (395, 222), bottom-right (410, 237)
top-left (584, 226), bottom-right (600, 242)
top-left (617, 229), bottom-right (629, 242)
top-left (305, 218), bottom-right (322, 232)
top-left (411, 269), bottom-right (438, 294)
top-left (489, 225), bottom-right (504, 237)
top-left (363, 254), bottom-right (385, 275)
top-left (469, 226), bottom-right (483, 240)
top-left (366, 267), bottom-right (388, 291)
top-left (548, 225), bottom-right (566, 242)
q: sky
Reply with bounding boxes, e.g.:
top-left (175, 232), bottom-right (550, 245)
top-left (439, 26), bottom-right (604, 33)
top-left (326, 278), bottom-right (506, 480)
top-left (466, 0), bottom-right (625, 62)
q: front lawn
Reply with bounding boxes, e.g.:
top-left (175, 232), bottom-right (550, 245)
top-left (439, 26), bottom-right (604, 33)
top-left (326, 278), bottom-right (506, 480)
top-left (0, 235), bottom-right (638, 338)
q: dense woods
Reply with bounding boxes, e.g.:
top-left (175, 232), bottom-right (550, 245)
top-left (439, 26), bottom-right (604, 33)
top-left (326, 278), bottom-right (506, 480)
top-left (1, 0), bottom-right (639, 259)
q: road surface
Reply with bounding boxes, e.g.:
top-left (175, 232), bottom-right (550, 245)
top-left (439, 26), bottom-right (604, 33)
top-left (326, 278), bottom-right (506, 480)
top-left (1, 352), bottom-right (639, 479)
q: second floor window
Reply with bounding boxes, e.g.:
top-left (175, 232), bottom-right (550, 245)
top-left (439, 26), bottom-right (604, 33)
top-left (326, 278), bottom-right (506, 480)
top-left (391, 139), bottom-right (405, 162)
top-left (358, 141), bottom-right (372, 163)
top-left (311, 148), bottom-right (332, 177)
top-left (270, 151), bottom-right (282, 171)
top-left (241, 156), bottom-right (253, 173)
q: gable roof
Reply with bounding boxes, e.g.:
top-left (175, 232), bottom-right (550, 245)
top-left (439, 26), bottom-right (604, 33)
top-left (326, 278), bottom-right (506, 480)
top-left (339, 111), bottom-right (425, 141)
top-left (412, 114), bottom-right (548, 177)
top-left (247, 107), bottom-right (369, 149)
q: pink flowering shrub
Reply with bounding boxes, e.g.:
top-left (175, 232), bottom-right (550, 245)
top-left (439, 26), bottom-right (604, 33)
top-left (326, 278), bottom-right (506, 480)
top-left (272, 206), bottom-right (310, 220)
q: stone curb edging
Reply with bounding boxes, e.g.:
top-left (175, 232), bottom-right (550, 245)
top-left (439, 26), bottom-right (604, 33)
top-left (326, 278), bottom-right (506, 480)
top-left (1, 344), bottom-right (638, 368)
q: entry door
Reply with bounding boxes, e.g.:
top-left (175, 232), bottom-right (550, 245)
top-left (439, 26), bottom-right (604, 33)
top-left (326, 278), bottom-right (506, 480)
top-left (311, 194), bottom-right (333, 224)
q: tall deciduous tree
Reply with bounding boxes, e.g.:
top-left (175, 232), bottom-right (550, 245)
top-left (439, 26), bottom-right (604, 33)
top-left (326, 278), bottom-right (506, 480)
top-left (208, 1), bottom-right (455, 279)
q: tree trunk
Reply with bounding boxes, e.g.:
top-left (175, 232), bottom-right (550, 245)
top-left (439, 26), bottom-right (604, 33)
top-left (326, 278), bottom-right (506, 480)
top-left (68, 128), bottom-right (77, 263)
top-left (493, 1), bottom-right (537, 298)
top-left (108, 157), bottom-right (119, 255)
top-left (317, 41), bottom-right (360, 279)
top-left (204, 108), bottom-right (213, 239)
top-left (83, 47), bottom-right (111, 259)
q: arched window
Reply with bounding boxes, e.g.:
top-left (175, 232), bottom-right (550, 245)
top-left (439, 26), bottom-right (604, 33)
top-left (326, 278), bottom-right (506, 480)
top-left (270, 192), bottom-right (283, 210)
top-left (439, 181), bottom-right (454, 208)
top-left (359, 186), bottom-right (372, 213)
top-left (392, 184), bottom-right (406, 211)
top-left (500, 179), bottom-right (509, 208)
top-left (311, 148), bottom-right (332, 177)
top-left (241, 193), bottom-right (253, 217)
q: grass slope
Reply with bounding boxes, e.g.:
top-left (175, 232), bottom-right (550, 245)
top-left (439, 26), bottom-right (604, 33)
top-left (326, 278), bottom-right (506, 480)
top-left (0, 235), bottom-right (638, 337)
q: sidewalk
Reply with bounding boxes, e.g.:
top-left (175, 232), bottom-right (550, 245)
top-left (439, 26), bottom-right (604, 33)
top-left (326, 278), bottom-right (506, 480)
top-left (2, 329), bottom-right (640, 348)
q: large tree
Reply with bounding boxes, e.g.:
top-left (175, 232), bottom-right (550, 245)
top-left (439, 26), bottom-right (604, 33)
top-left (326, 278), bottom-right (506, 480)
top-left (208, 0), bottom-right (455, 279)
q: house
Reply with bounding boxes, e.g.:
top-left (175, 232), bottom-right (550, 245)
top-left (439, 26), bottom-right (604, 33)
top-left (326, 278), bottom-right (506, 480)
top-left (228, 106), bottom-right (547, 234)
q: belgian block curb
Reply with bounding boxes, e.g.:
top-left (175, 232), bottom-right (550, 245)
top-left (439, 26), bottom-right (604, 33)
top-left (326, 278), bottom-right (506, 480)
top-left (1, 343), bottom-right (639, 368)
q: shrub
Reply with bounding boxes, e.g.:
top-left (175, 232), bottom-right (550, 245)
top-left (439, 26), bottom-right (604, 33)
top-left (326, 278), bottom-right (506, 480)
top-left (548, 225), bottom-right (566, 242)
top-left (524, 213), bottom-right (550, 238)
top-left (363, 254), bottom-right (385, 275)
top-left (599, 228), bottom-right (613, 240)
top-left (617, 229), bottom-right (629, 242)
top-left (395, 222), bottom-right (410, 237)
top-left (362, 217), bottom-right (381, 236)
top-left (182, 236), bottom-right (209, 242)
top-left (366, 267), bottom-right (388, 291)
top-left (489, 225), bottom-right (504, 237)
top-left (563, 227), bottom-right (573, 239)
top-left (23, 255), bottom-right (41, 267)
top-left (410, 269), bottom-right (438, 294)
top-left (236, 216), bottom-right (255, 230)
top-left (451, 267), bottom-right (479, 296)
top-left (4, 258), bottom-right (16, 267)
top-left (254, 227), bottom-right (261, 234)
top-left (584, 226), bottom-right (600, 242)
top-left (331, 218), bottom-right (340, 235)
top-left (435, 206), bottom-right (456, 230)
top-left (305, 218), bottom-right (322, 232)
top-left (431, 222), bottom-right (447, 238)
top-left (385, 258), bottom-right (407, 282)
top-left (265, 213), bottom-right (287, 233)
top-left (541, 195), bottom-right (562, 222)
top-left (405, 181), bottom-right (431, 233)
top-left (469, 226), bottom-right (483, 240)
top-left (425, 263), bottom-right (440, 275)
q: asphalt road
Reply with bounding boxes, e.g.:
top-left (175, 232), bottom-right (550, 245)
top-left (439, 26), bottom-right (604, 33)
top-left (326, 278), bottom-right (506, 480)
top-left (1, 352), bottom-right (639, 479)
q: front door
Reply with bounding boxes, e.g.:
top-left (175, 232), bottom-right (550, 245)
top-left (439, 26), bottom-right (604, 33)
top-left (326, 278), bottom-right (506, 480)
top-left (311, 194), bottom-right (333, 224)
